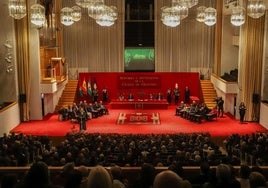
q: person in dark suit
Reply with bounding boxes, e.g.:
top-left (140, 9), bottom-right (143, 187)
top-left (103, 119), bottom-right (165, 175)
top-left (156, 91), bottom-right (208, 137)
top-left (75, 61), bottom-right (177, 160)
top-left (174, 83), bottom-right (180, 105)
top-left (92, 83), bottom-right (99, 103)
top-left (77, 107), bottom-right (87, 131)
top-left (167, 88), bottom-right (172, 104)
top-left (239, 102), bottom-right (246, 123)
top-left (217, 97), bottom-right (224, 117)
top-left (184, 86), bottom-right (190, 104)
top-left (102, 87), bottom-right (108, 103)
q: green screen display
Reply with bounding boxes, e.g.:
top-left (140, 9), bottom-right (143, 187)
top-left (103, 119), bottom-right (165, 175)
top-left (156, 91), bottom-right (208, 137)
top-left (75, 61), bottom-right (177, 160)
top-left (124, 48), bottom-right (155, 72)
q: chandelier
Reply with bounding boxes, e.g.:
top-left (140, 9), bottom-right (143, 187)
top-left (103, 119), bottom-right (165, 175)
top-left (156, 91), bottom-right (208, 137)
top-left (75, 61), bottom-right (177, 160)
top-left (172, 0), bottom-right (198, 8)
top-left (88, 3), bottom-right (105, 19)
top-left (76, 0), bottom-right (104, 8)
top-left (8, 0), bottom-right (27, 20)
top-left (196, 6), bottom-right (206, 22)
top-left (61, 7), bottom-right (74, 26)
top-left (71, 6), bottom-right (82, 22)
top-left (230, 6), bottom-right (245, 26)
top-left (161, 6), bottom-right (181, 27)
top-left (204, 7), bottom-right (217, 26)
top-left (30, 4), bottom-right (46, 26)
top-left (96, 6), bottom-right (117, 26)
top-left (8, 0), bottom-right (117, 27)
top-left (247, 0), bottom-right (266, 19)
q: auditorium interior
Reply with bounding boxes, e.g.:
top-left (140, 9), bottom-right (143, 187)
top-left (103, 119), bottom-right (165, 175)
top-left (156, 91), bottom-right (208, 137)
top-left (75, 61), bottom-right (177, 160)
top-left (1, 0), bottom-right (268, 187)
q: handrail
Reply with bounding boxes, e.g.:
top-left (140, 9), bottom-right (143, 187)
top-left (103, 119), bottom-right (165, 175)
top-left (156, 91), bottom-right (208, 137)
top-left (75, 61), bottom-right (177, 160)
top-left (0, 101), bottom-right (17, 113)
top-left (211, 73), bottom-right (238, 84)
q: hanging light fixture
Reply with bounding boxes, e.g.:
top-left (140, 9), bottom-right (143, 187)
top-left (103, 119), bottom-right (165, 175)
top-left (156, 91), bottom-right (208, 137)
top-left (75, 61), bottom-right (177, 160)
top-left (75, 0), bottom-right (91, 8)
top-left (8, 0), bottom-right (27, 19)
top-left (72, 6), bottom-right (82, 22)
top-left (204, 7), bottom-right (217, 26)
top-left (196, 6), bottom-right (206, 22)
top-left (30, 4), bottom-right (46, 26)
top-left (231, 5), bottom-right (245, 26)
top-left (172, 5), bottom-right (189, 20)
top-left (88, 1), bottom-right (105, 19)
top-left (247, 0), bottom-right (265, 19)
top-left (61, 7), bottom-right (74, 26)
top-left (172, 0), bottom-right (198, 8)
top-left (161, 6), bottom-right (181, 27)
top-left (96, 5), bottom-right (117, 26)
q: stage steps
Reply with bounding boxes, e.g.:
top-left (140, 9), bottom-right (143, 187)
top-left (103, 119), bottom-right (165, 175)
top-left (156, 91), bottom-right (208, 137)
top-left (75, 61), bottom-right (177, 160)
top-left (55, 80), bottom-right (78, 112)
top-left (200, 80), bottom-right (217, 109)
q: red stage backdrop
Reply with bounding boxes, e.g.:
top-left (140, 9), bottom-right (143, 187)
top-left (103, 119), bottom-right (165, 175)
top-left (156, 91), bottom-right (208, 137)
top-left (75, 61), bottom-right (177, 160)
top-left (77, 72), bottom-right (201, 103)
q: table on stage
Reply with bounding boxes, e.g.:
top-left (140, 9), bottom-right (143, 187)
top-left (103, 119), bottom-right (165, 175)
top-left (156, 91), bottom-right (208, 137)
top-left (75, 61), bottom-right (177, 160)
top-left (110, 99), bottom-right (169, 109)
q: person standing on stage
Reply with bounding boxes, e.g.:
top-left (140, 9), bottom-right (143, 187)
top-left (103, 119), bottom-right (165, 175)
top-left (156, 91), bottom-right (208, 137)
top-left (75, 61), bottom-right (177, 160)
top-left (102, 87), bottom-right (108, 103)
top-left (92, 83), bottom-right (99, 103)
top-left (174, 83), bottom-right (180, 105)
top-left (184, 86), bottom-right (190, 104)
top-left (239, 102), bottom-right (246, 123)
top-left (78, 107), bottom-right (87, 131)
top-left (167, 88), bottom-right (172, 104)
top-left (217, 97), bottom-right (224, 117)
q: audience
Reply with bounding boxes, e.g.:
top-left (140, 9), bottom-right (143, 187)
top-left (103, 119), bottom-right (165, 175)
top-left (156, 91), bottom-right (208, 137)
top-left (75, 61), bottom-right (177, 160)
top-left (1, 132), bottom-right (268, 188)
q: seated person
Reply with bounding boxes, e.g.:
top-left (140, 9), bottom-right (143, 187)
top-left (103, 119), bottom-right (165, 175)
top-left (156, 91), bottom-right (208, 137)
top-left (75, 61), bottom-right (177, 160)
top-left (156, 93), bottom-right (163, 100)
top-left (86, 103), bottom-right (99, 118)
top-left (128, 93), bottom-right (134, 100)
top-left (175, 101), bottom-right (185, 116)
top-left (58, 106), bottom-right (68, 121)
top-left (149, 93), bottom-right (154, 100)
top-left (98, 101), bottom-right (109, 115)
top-left (206, 107), bottom-right (217, 121)
top-left (118, 93), bottom-right (124, 101)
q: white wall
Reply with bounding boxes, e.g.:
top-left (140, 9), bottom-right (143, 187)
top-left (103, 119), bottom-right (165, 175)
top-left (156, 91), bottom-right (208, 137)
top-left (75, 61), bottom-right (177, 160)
top-left (221, 15), bottom-right (239, 76)
top-left (0, 103), bottom-right (20, 136)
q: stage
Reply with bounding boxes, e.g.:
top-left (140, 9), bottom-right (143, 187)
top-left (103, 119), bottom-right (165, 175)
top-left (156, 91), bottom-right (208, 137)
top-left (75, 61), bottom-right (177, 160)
top-left (11, 105), bottom-right (267, 137)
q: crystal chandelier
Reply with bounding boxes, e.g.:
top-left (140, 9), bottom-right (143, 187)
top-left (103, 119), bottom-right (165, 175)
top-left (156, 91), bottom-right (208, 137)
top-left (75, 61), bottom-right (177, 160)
top-left (161, 6), bottom-right (181, 27)
top-left (247, 0), bottom-right (266, 19)
top-left (30, 4), bottom-right (46, 26)
top-left (172, 5), bottom-right (189, 20)
top-left (72, 6), bottom-right (82, 22)
top-left (204, 7), bottom-right (217, 26)
top-left (196, 6), bottom-right (206, 22)
top-left (231, 6), bottom-right (245, 26)
top-left (61, 7), bottom-right (74, 26)
top-left (8, 0), bottom-right (27, 19)
top-left (172, 0), bottom-right (198, 8)
top-left (88, 3), bottom-right (105, 19)
top-left (76, 0), bottom-right (104, 8)
top-left (96, 5), bottom-right (117, 26)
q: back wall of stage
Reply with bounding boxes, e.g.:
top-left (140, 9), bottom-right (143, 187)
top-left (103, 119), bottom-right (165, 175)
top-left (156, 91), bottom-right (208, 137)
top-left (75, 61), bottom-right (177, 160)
top-left (78, 72), bottom-right (201, 103)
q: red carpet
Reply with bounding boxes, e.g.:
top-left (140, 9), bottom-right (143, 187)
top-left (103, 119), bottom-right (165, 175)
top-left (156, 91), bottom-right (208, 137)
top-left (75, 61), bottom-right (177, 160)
top-left (11, 106), bottom-right (267, 137)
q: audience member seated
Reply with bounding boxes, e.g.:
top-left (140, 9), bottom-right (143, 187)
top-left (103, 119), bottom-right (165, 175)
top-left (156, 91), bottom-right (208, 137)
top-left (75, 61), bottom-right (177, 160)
top-left (111, 165), bottom-right (127, 188)
top-left (87, 165), bottom-right (113, 188)
top-left (153, 170), bottom-right (191, 188)
top-left (15, 161), bottom-right (60, 188)
top-left (249, 171), bottom-right (267, 188)
top-left (133, 163), bottom-right (155, 188)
